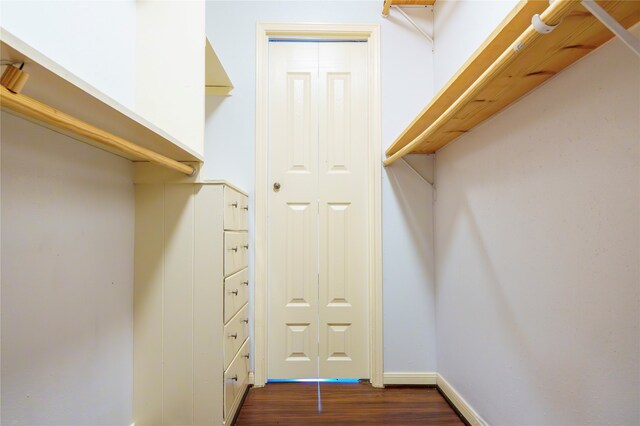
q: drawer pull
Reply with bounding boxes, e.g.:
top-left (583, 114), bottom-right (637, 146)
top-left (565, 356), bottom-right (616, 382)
top-left (243, 244), bottom-right (249, 249)
top-left (241, 281), bottom-right (249, 286)
top-left (241, 318), bottom-right (249, 324)
top-left (229, 290), bottom-right (239, 296)
top-left (242, 206), bottom-right (249, 211)
top-left (229, 333), bottom-right (238, 339)
top-left (243, 353), bottom-right (250, 359)
top-left (230, 375), bottom-right (238, 382)
top-left (230, 202), bottom-right (238, 208)
top-left (230, 247), bottom-right (238, 252)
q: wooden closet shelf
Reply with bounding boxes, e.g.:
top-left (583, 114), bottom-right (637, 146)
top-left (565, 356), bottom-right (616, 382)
top-left (384, 0), bottom-right (640, 165)
top-left (382, 0), bottom-right (436, 17)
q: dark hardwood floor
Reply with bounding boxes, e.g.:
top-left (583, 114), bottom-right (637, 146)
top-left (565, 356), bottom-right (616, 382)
top-left (235, 382), bottom-right (465, 425)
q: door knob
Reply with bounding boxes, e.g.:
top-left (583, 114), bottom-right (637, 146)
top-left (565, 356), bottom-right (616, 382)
top-left (273, 182), bottom-right (281, 192)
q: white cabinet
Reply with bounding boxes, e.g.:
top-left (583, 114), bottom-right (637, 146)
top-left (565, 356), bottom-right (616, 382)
top-left (133, 174), bottom-right (250, 425)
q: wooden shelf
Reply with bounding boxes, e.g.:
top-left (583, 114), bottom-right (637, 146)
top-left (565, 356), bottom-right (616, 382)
top-left (0, 27), bottom-right (203, 163)
top-left (383, 0), bottom-right (436, 16)
top-left (385, 0), bottom-right (640, 162)
top-left (205, 37), bottom-right (233, 96)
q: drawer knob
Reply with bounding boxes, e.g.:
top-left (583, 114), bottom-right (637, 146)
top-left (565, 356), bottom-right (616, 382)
top-left (230, 247), bottom-right (238, 252)
top-left (229, 333), bottom-right (238, 339)
top-left (230, 202), bottom-right (238, 208)
top-left (241, 318), bottom-right (249, 324)
top-left (230, 290), bottom-right (239, 296)
top-left (242, 206), bottom-right (249, 211)
top-left (273, 182), bottom-right (281, 191)
top-left (243, 244), bottom-right (249, 249)
top-left (243, 354), bottom-right (250, 359)
top-left (231, 375), bottom-right (238, 382)
top-left (241, 281), bottom-right (249, 286)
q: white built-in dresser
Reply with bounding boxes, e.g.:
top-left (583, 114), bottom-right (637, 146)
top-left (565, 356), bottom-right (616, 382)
top-left (133, 164), bottom-right (250, 425)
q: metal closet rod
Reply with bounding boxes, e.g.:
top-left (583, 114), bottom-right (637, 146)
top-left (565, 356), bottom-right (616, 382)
top-left (384, 0), bottom-right (578, 166)
top-left (0, 85), bottom-right (196, 176)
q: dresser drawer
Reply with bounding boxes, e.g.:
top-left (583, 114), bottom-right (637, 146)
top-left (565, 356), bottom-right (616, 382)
top-left (224, 232), bottom-right (249, 277)
top-left (224, 304), bottom-right (249, 370)
top-left (239, 195), bottom-right (249, 231)
top-left (224, 187), bottom-right (248, 231)
top-left (224, 338), bottom-right (250, 420)
top-left (224, 268), bottom-right (249, 324)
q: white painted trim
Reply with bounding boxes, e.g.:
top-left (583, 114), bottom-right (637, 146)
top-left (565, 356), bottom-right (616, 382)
top-left (254, 22), bottom-right (383, 388)
top-left (437, 374), bottom-right (488, 426)
top-left (248, 371), bottom-right (255, 385)
top-left (383, 372), bottom-right (437, 385)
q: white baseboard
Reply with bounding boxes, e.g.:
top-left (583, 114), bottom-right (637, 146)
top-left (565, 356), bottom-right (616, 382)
top-left (436, 374), bottom-right (487, 426)
top-left (248, 372), bottom-right (255, 385)
top-left (383, 372), bottom-right (437, 385)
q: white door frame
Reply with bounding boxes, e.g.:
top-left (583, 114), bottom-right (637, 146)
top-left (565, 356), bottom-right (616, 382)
top-left (254, 22), bottom-right (383, 388)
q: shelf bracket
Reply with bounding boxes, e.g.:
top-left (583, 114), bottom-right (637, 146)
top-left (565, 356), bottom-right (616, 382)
top-left (386, 5), bottom-right (434, 46)
top-left (400, 157), bottom-right (434, 187)
top-left (581, 0), bottom-right (640, 57)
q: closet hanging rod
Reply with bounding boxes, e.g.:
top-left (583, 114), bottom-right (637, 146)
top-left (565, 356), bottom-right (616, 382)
top-left (0, 85), bottom-right (197, 176)
top-left (384, 0), bottom-right (578, 166)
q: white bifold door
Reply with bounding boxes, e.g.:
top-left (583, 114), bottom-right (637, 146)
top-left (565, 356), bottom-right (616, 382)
top-left (268, 41), bottom-right (370, 380)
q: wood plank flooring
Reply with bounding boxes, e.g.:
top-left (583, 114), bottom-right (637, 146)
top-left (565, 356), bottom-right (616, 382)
top-left (235, 382), bottom-right (465, 425)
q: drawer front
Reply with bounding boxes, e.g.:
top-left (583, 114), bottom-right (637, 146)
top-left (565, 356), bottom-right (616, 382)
top-left (223, 304), bottom-right (249, 370)
top-left (224, 187), bottom-right (248, 231)
top-left (224, 268), bottom-right (249, 324)
top-left (224, 187), bottom-right (243, 231)
top-left (239, 195), bottom-right (249, 231)
top-left (224, 338), bottom-right (250, 420)
top-left (224, 232), bottom-right (248, 277)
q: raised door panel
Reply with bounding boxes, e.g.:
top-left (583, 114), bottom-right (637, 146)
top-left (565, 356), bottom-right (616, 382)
top-left (268, 42), bottom-right (319, 379)
top-left (318, 42), bottom-right (369, 379)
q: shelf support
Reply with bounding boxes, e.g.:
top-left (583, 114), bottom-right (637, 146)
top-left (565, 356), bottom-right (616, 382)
top-left (0, 86), bottom-right (197, 176)
top-left (389, 5), bottom-right (434, 45)
top-left (400, 157), bottom-right (434, 187)
top-left (581, 0), bottom-right (640, 57)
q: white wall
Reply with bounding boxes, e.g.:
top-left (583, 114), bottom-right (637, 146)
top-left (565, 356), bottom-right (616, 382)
top-left (1, 112), bottom-right (135, 425)
top-left (205, 1), bottom-right (438, 373)
top-left (433, 0), bottom-right (517, 92)
top-left (433, 7), bottom-right (640, 423)
top-left (0, 0), bottom-right (137, 109)
top-left (136, 1), bottom-right (205, 155)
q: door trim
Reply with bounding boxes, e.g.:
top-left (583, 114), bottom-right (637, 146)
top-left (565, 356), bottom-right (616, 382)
top-left (254, 22), bottom-right (382, 388)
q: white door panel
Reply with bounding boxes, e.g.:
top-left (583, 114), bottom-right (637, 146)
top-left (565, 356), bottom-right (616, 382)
top-left (268, 42), bottom-right (319, 379)
top-left (318, 43), bottom-right (369, 379)
top-left (268, 41), bottom-right (369, 380)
